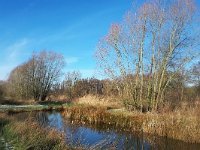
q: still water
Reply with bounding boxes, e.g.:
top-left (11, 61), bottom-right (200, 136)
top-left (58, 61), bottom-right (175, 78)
top-left (9, 111), bottom-right (200, 150)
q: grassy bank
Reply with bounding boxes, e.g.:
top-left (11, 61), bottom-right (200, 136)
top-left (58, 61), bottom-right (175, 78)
top-left (1, 95), bottom-right (200, 145)
top-left (63, 104), bottom-right (200, 143)
top-left (0, 113), bottom-right (88, 150)
top-left (0, 102), bottom-right (71, 113)
top-left (0, 113), bottom-right (68, 150)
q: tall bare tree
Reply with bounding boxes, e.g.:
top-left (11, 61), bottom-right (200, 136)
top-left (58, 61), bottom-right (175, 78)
top-left (8, 51), bottom-right (65, 101)
top-left (64, 71), bottom-right (81, 99)
top-left (95, 0), bottom-right (199, 111)
top-left (192, 61), bottom-right (200, 96)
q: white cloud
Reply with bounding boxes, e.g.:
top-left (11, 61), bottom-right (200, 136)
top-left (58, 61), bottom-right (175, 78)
top-left (6, 38), bottom-right (29, 59)
top-left (0, 38), bottom-right (30, 80)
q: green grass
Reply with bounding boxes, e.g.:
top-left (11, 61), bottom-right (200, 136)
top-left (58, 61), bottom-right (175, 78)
top-left (0, 102), bottom-right (72, 113)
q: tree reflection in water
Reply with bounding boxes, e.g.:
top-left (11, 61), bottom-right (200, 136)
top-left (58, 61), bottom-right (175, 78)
top-left (10, 111), bottom-right (200, 150)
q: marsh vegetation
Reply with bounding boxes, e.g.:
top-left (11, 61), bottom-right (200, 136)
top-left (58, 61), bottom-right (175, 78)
top-left (1, 110), bottom-right (200, 150)
top-left (0, 0), bottom-right (200, 149)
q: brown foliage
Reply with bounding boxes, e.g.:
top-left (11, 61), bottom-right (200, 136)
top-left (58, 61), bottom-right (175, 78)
top-left (7, 51), bottom-right (65, 101)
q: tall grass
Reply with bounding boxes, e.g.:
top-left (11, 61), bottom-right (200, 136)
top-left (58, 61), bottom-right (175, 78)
top-left (63, 105), bottom-right (200, 143)
top-left (0, 113), bottom-right (68, 150)
top-left (76, 95), bottom-right (122, 108)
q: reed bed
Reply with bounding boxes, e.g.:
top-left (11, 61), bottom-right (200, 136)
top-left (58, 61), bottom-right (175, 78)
top-left (63, 105), bottom-right (200, 143)
top-left (76, 95), bottom-right (122, 108)
top-left (0, 114), bottom-right (69, 150)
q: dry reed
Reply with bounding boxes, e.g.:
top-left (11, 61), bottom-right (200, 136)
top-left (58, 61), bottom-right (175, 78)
top-left (63, 104), bottom-right (200, 143)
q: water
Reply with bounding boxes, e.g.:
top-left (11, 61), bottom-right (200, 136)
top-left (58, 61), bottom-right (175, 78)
top-left (0, 137), bottom-right (14, 150)
top-left (10, 111), bottom-right (200, 150)
top-left (34, 111), bottom-right (151, 149)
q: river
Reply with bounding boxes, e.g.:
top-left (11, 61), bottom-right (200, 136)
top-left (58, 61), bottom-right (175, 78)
top-left (6, 111), bottom-right (200, 150)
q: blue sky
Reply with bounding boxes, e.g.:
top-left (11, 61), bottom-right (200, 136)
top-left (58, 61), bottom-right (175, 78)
top-left (1, 0), bottom-right (199, 80)
top-left (0, 0), bottom-right (135, 80)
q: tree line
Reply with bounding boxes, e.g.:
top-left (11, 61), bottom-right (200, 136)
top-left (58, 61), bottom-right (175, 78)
top-left (0, 51), bottom-right (199, 111)
top-left (0, 0), bottom-right (199, 112)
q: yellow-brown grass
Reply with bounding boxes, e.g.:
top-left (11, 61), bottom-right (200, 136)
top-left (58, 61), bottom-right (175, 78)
top-left (0, 114), bottom-right (68, 150)
top-left (76, 95), bottom-right (122, 108)
top-left (63, 104), bottom-right (200, 143)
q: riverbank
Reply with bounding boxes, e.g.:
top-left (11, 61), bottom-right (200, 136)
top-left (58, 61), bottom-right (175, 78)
top-left (0, 95), bottom-right (200, 144)
top-left (0, 102), bottom-right (70, 112)
top-left (63, 104), bottom-right (200, 143)
top-left (0, 113), bottom-right (85, 150)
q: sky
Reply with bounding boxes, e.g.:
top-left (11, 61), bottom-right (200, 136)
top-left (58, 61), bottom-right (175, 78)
top-left (0, 0), bottom-right (135, 80)
top-left (1, 0), bottom-right (199, 81)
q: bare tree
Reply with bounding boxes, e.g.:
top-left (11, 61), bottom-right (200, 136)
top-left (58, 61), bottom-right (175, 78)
top-left (0, 80), bottom-right (7, 98)
top-left (7, 63), bottom-right (31, 99)
top-left (192, 61), bottom-right (200, 96)
top-left (30, 51), bottom-right (65, 101)
top-left (95, 0), bottom-right (199, 111)
top-left (8, 51), bottom-right (65, 101)
top-left (64, 71), bottom-right (81, 99)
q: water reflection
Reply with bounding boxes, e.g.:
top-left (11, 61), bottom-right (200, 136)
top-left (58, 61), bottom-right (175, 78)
top-left (35, 112), bottom-right (151, 149)
top-left (9, 111), bottom-right (200, 150)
